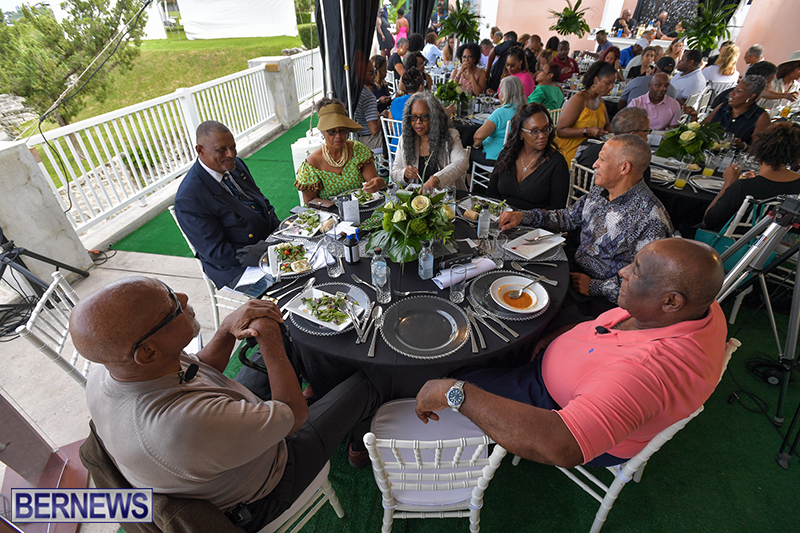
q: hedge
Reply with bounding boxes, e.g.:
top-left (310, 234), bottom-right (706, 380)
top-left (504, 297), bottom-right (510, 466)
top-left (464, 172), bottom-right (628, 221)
top-left (298, 23), bottom-right (318, 49)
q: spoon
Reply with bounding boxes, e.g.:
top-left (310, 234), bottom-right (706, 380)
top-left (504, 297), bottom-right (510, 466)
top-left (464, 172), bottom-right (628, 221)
top-left (508, 279), bottom-right (538, 300)
top-left (367, 306), bottom-right (384, 358)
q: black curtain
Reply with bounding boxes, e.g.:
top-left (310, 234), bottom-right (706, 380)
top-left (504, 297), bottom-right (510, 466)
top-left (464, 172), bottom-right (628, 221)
top-left (316, 0), bottom-right (379, 117)
top-left (411, 0), bottom-right (436, 35)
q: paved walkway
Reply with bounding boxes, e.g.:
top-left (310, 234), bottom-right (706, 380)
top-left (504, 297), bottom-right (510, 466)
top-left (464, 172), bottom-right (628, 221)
top-left (0, 251), bottom-right (228, 532)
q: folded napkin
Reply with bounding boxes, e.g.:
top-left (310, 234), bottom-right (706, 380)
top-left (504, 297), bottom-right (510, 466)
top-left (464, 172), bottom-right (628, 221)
top-left (432, 257), bottom-right (497, 289)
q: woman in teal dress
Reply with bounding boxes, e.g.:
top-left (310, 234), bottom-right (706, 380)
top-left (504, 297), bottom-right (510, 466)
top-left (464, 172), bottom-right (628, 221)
top-left (295, 98), bottom-right (384, 203)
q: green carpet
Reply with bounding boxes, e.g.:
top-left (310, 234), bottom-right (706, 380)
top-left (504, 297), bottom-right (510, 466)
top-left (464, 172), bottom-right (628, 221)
top-left (113, 121), bottom-right (800, 531)
top-left (111, 117), bottom-right (317, 255)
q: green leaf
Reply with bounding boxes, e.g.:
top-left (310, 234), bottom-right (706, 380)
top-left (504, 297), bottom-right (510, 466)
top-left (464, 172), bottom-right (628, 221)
top-left (387, 234), bottom-right (421, 264)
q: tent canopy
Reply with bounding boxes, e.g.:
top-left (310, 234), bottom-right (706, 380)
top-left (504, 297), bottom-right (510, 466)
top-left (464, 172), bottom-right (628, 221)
top-left (180, 0), bottom-right (297, 40)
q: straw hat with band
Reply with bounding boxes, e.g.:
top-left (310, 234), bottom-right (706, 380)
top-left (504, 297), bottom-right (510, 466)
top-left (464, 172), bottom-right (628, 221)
top-left (317, 103), bottom-right (362, 133)
top-left (778, 51), bottom-right (800, 69)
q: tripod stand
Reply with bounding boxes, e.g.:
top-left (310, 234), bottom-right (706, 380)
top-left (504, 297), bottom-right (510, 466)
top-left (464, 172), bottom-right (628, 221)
top-left (0, 229), bottom-right (90, 301)
top-left (713, 195), bottom-right (800, 468)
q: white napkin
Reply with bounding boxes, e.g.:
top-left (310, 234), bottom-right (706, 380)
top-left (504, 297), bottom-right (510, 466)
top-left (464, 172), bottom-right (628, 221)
top-left (235, 267), bottom-right (266, 289)
top-left (432, 257), bottom-right (497, 289)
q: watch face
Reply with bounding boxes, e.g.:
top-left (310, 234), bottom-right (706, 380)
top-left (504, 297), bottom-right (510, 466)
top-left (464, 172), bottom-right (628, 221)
top-left (447, 388), bottom-right (464, 406)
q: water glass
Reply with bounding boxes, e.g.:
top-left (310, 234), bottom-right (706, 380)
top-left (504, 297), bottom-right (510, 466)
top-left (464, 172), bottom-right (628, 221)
top-left (491, 234), bottom-right (508, 268)
top-left (376, 266), bottom-right (391, 304)
top-left (326, 238), bottom-right (344, 278)
top-left (450, 264), bottom-right (467, 304)
top-left (674, 155), bottom-right (694, 190)
top-left (703, 151), bottom-right (720, 177)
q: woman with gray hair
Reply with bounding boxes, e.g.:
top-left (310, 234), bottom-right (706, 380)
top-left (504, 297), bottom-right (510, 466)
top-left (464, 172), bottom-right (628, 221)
top-left (390, 92), bottom-right (469, 191)
top-left (472, 75), bottom-right (527, 165)
top-left (702, 74), bottom-right (771, 149)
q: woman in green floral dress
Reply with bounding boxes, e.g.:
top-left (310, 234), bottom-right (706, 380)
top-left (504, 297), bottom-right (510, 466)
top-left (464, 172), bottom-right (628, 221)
top-left (295, 98), bottom-right (385, 203)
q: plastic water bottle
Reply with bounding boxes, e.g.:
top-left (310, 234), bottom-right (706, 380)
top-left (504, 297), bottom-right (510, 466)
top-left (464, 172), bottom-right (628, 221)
top-left (418, 240), bottom-right (433, 280)
top-left (371, 247), bottom-right (391, 303)
top-left (477, 209), bottom-right (490, 239)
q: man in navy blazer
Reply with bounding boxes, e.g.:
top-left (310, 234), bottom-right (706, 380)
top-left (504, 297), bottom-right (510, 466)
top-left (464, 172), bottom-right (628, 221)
top-left (175, 121), bottom-right (280, 288)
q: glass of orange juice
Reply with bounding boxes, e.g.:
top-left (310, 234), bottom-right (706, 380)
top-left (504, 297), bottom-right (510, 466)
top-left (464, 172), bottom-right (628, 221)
top-left (703, 150), bottom-right (720, 177)
top-left (674, 155), bottom-right (694, 190)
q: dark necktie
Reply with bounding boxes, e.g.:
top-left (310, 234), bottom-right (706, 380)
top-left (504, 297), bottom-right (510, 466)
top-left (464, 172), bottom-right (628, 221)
top-left (222, 172), bottom-right (264, 216)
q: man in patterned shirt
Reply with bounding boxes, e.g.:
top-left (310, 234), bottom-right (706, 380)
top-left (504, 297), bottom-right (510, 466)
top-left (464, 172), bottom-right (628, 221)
top-left (499, 134), bottom-right (673, 326)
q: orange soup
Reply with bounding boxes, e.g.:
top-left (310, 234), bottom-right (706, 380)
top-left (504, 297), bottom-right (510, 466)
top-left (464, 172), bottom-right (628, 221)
top-left (502, 290), bottom-right (533, 309)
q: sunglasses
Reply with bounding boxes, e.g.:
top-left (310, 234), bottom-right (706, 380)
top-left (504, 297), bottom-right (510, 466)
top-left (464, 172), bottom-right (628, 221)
top-left (324, 129), bottom-right (350, 137)
top-left (521, 125), bottom-right (552, 137)
top-left (131, 282), bottom-right (183, 355)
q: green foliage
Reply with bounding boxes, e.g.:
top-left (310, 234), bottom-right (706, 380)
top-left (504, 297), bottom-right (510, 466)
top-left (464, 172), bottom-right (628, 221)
top-left (294, 0), bottom-right (313, 12)
top-left (548, 0), bottom-right (591, 39)
top-left (298, 23), bottom-right (318, 49)
top-left (680, 0), bottom-right (738, 52)
top-left (439, 0), bottom-right (480, 43)
top-left (0, 1), bottom-right (146, 126)
top-left (435, 80), bottom-right (470, 105)
top-left (387, 1), bottom-right (407, 25)
top-left (296, 12), bottom-right (312, 25)
top-left (121, 143), bottom-right (161, 172)
top-left (367, 190), bottom-right (453, 264)
top-left (655, 121), bottom-right (724, 163)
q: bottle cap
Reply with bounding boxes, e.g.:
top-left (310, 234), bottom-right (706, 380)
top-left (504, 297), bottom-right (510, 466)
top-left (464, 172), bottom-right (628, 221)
top-left (374, 247), bottom-right (382, 254)
top-left (422, 240), bottom-right (430, 246)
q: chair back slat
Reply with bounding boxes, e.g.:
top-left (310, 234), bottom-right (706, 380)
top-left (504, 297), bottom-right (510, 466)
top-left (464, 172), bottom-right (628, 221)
top-left (568, 159), bottom-right (596, 206)
top-left (15, 272), bottom-right (88, 388)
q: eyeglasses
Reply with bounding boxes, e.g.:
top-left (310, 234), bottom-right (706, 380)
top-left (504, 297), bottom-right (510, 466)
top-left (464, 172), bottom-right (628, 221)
top-left (631, 128), bottom-right (653, 134)
top-left (130, 282), bottom-right (183, 355)
top-left (409, 114), bottom-right (430, 123)
top-left (324, 128), bottom-right (349, 137)
top-left (521, 125), bottom-right (552, 137)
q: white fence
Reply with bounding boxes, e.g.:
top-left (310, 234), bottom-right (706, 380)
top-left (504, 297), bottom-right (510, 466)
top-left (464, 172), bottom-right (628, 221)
top-left (25, 49), bottom-right (323, 235)
top-left (292, 48), bottom-right (324, 104)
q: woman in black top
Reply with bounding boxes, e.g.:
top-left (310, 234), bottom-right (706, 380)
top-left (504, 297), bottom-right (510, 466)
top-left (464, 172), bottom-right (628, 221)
top-left (704, 122), bottom-right (800, 230)
top-left (702, 75), bottom-right (771, 148)
top-left (487, 103), bottom-right (569, 210)
top-left (376, 8), bottom-right (394, 58)
top-left (370, 55), bottom-right (391, 114)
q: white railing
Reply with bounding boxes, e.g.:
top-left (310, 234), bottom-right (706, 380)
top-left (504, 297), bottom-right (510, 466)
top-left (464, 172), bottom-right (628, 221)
top-left (26, 92), bottom-right (196, 233)
top-left (291, 48), bottom-right (324, 104)
top-left (187, 66), bottom-right (277, 141)
top-left (24, 56), bottom-right (310, 234)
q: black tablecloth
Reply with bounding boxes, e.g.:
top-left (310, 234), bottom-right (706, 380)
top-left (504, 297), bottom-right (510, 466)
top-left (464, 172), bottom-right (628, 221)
top-left (649, 168), bottom-right (717, 237)
top-left (284, 217), bottom-right (569, 401)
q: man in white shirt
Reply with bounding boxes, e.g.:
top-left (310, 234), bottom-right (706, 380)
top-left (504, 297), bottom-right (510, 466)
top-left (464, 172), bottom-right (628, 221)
top-left (743, 44), bottom-right (764, 75)
top-left (670, 49), bottom-right (707, 105)
top-left (479, 39), bottom-right (492, 69)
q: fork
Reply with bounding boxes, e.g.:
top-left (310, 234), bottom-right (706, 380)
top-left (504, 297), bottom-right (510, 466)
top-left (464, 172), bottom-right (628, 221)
top-left (351, 273), bottom-right (377, 292)
top-left (510, 261), bottom-right (558, 286)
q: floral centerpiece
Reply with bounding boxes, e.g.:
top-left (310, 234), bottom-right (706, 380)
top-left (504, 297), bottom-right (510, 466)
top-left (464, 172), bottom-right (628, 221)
top-left (366, 189), bottom-right (455, 264)
top-left (435, 79), bottom-right (471, 115)
top-left (655, 121), bottom-right (724, 164)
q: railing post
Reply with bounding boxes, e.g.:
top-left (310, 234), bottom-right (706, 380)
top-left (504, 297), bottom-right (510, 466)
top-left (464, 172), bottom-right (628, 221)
top-left (248, 56), bottom-right (300, 129)
top-left (175, 87), bottom-right (201, 147)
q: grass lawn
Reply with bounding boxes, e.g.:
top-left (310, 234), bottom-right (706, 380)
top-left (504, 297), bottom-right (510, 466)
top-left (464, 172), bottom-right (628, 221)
top-left (75, 32), bottom-right (303, 122)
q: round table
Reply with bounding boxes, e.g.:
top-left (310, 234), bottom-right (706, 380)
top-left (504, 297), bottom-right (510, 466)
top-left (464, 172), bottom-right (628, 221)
top-left (648, 164), bottom-right (718, 237)
top-left (283, 217), bottom-right (569, 401)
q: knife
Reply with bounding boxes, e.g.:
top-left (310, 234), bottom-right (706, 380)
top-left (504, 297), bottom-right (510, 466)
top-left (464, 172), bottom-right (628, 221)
top-left (467, 309), bottom-right (486, 349)
top-left (470, 308), bottom-right (510, 343)
top-left (466, 315), bottom-right (479, 353)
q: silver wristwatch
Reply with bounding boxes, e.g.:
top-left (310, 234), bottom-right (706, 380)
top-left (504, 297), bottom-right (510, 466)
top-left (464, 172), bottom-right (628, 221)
top-left (446, 380), bottom-right (466, 412)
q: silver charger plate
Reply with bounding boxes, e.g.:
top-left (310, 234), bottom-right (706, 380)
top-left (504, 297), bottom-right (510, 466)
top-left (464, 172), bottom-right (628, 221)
top-left (380, 296), bottom-right (469, 359)
top-left (290, 282), bottom-right (370, 337)
top-left (469, 270), bottom-right (550, 321)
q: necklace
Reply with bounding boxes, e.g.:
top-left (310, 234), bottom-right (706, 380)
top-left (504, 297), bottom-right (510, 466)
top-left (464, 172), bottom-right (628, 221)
top-left (520, 150), bottom-right (541, 173)
top-left (323, 143), bottom-right (349, 168)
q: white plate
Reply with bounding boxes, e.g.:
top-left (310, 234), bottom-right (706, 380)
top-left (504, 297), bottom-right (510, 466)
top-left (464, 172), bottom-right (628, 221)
top-left (351, 190), bottom-right (383, 205)
top-left (267, 242), bottom-right (311, 277)
top-left (488, 275), bottom-right (549, 314)
top-left (474, 112), bottom-right (491, 121)
top-left (650, 155), bottom-right (681, 169)
top-left (285, 288), bottom-right (364, 332)
top-left (504, 229), bottom-right (565, 261)
top-left (283, 210), bottom-right (334, 238)
top-left (649, 166), bottom-right (675, 182)
top-left (689, 175), bottom-right (724, 191)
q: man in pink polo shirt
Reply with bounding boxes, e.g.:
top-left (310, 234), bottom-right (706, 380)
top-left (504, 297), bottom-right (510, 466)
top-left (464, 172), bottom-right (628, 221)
top-left (628, 73), bottom-right (682, 130)
top-left (416, 238), bottom-right (727, 467)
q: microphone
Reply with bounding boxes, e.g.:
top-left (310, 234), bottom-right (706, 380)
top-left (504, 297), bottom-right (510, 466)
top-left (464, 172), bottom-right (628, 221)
top-left (595, 325), bottom-right (610, 334)
top-left (179, 363), bottom-right (199, 384)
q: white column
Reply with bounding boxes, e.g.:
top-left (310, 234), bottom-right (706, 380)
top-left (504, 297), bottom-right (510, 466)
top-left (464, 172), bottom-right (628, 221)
top-left (248, 57), bottom-right (302, 130)
top-left (601, 0), bottom-right (625, 30)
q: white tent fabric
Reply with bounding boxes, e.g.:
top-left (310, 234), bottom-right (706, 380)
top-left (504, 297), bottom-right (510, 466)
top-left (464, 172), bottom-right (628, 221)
top-left (142, 1), bottom-right (168, 40)
top-left (179, 0), bottom-right (298, 40)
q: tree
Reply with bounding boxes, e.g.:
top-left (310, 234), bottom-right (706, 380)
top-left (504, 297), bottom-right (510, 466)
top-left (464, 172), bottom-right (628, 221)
top-left (0, 1), bottom-right (146, 127)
